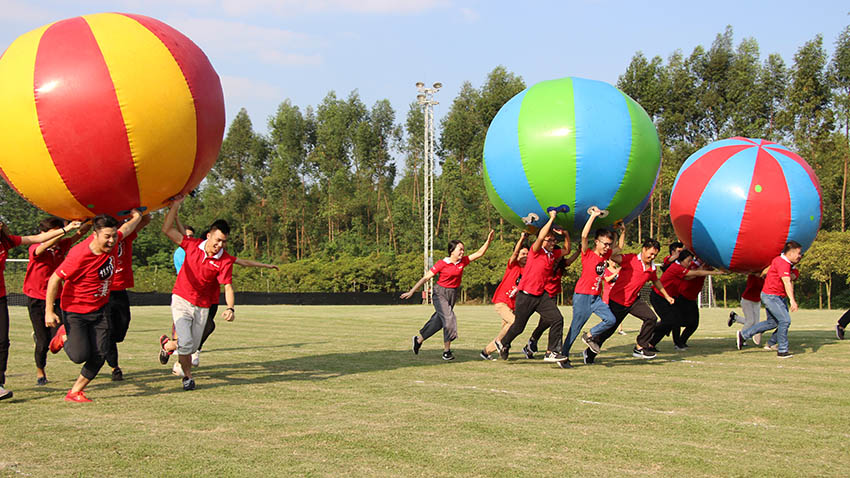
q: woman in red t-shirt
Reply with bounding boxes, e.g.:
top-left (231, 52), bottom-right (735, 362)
top-left (401, 230), bottom-right (494, 360)
top-left (23, 217), bottom-right (90, 386)
top-left (0, 219), bottom-right (81, 401)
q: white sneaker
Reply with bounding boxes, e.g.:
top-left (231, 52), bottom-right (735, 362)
top-left (172, 361), bottom-right (185, 377)
top-left (191, 350), bottom-right (200, 367)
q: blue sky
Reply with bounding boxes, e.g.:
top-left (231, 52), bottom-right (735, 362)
top-left (2, 0), bottom-right (849, 138)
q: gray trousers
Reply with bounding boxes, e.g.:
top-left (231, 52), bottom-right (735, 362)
top-left (419, 284), bottom-right (458, 343)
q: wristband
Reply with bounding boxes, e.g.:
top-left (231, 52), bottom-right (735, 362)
top-left (61, 227), bottom-right (66, 234)
top-left (227, 307), bottom-right (235, 312)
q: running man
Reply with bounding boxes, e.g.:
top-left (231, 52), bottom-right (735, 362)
top-left (24, 217), bottom-right (90, 386)
top-left (671, 256), bottom-right (715, 348)
top-left (403, 230), bottom-right (495, 360)
top-left (45, 212), bottom-right (143, 402)
top-left (496, 209), bottom-right (569, 364)
top-left (480, 233), bottom-right (528, 361)
top-left (736, 241), bottom-right (802, 358)
top-left (1, 219), bottom-right (83, 401)
top-left (158, 195), bottom-right (237, 390)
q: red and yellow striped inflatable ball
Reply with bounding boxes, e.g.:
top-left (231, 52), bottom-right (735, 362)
top-left (0, 13), bottom-right (225, 219)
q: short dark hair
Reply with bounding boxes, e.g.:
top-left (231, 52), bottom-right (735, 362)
top-left (185, 225), bottom-right (195, 234)
top-left (39, 216), bottom-right (65, 232)
top-left (92, 214), bottom-right (119, 231)
top-left (669, 241), bottom-right (684, 254)
top-left (783, 240), bottom-right (802, 253)
top-left (676, 249), bottom-right (694, 262)
top-left (209, 219), bottom-right (230, 236)
top-left (447, 239), bottom-right (463, 255)
top-left (594, 228), bottom-right (614, 241)
top-left (642, 238), bottom-right (661, 251)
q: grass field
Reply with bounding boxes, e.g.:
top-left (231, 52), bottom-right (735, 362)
top-left (0, 304), bottom-right (848, 477)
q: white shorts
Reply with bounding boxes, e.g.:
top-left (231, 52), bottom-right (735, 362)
top-left (171, 294), bottom-right (209, 356)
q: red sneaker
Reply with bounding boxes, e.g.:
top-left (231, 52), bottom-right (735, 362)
top-left (64, 389), bottom-right (92, 403)
top-left (49, 325), bottom-right (66, 354)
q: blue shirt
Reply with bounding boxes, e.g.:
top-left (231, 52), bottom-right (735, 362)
top-left (173, 247), bottom-right (185, 274)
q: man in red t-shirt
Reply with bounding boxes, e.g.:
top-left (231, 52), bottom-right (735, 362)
top-left (670, 257), bottom-right (717, 348)
top-left (480, 233), bottom-right (528, 360)
top-left (0, 219), bottom-right (82, 401)
top-left (560, 207), bottom-right (619, 366)
top-left (24, 217), bottom-right (90, 386)
top-left (45, 212), bottom-right (143, 402)
top-left (737, 241), bottom-right (802, 358)
top-left (728, 272), bottom-right (767, 344)
top-left (497, 209), bottom-right (570, 364)
top-left (649, 250), bottom-right (723, 350)
top-left (584, 237), bottom-right (677, 362)
top-left (158, 195), bottom-right (237, 390)
top-left (104, 214), bottom-right (151, 382)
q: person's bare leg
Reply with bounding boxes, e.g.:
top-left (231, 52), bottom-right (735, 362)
top-left (178, 354), bottom-right (192, 378)
top-left (70, 375), bottom-right (91, 393)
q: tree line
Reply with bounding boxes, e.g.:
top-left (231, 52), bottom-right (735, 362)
top-left (2, 25), bottom-right (850, 308)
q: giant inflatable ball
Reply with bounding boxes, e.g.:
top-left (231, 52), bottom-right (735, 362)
top-left (670, 137), bottom-right (822, 273)
top-left (0, 13), bottom-right (224, 219)
top-left (483, 76), bottom-right (661, 234)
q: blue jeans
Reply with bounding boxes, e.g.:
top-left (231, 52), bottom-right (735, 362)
top-left (563, 293), bottom-right (617, 354)
top-left (742, 292), bottom-right (791, 353)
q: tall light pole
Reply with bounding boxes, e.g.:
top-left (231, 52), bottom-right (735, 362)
top-left (416, 81), bottom-right (441, 304)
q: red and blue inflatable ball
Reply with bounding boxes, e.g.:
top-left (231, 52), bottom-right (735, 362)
top-left (669, 137), bottom-right (822, 273)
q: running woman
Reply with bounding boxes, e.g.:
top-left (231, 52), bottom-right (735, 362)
top-left (45, 212), bottom-right (143, 402)
top-left (728, 271), bottom-right (767, 345)
top-left (0, 219), bottom-right (82, 401)
top-left (403, 230), bottom-right (495, 360)
top-left (736, 241), bottom-right (802, 358)
top-left (157, 195), bottom-right (237, 390)
top-left (480, 233), bottom-right (528, 361)
top-left (496, 209), bottom-right (569, 364)
top-left (104, 214), bottom-right (151, 381)
top-left (584, 238), bottom-right (673, 363)
top-left (23, 217), bottom-right (90, 386)
top-left (561, 206), bottom-right (618, 363)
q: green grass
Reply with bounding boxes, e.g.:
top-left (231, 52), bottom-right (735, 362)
top-left (1, 304), bottom-right (848, 477)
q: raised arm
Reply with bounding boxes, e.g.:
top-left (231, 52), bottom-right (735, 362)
top-left (118, 209), bottom-right (144, 238)
top-left (235, 257), bottom-right (278, 270)
top-left (683, 269), bottom-right (725, 280)
top-left (507, 232), bottom-right (528, 267)
top-left (532, 209), bottom-right (558, 252)
top-left (580, 206), bottom-right (602, 253)
top-left (20, 220), bottom-right (83, 247)
top-left (468, 230), bottom-right (495, 262)
top-left (614, 220), bottom-right (626, 253)
top-left (400, 270), bottom-right (436, 299)
top-left (161, 195), bottom-right (186, 245)
top-left (34, 232), bottom-right (67, 257)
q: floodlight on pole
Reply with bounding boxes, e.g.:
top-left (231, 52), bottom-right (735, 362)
top-left (415, 80), bottom-right (441, 304)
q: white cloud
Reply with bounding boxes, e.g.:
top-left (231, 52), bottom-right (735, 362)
top-left (0, 0), bottom-right (55, 25)
top-left (219, 0), bottom-right (452, 16)
top-left (220, 75), bottom-right (283, 101)
top-left (168, 17), bottom-right (323, 67)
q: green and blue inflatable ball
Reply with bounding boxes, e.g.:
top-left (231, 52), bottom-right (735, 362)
top-left (483, 76), bottom-right (661, 234)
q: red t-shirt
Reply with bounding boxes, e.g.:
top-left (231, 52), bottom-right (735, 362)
top-left (574, 249), bottom-right (613, 295)
top-left (763, 255), bottom-right (795, 297)
top-left (23, 238), bottom-right (73, 300)
top-left (430, 256), bottom-right (470, 289)
top-left (57, 232), bottom-right (124, 313)
top-left (679, 260), bottom-right (707, 301)
top-left (741, 274), bottom-right (765, 302)
top-left (601, 268), bottom-right (618, 304)
top-left (518, 247), bottom-right (556, 296)
top-left (110, 231), bottom-right (138, 291)
top-left (172, 237), bottom-right (236, 308)
top-left (0, 234), bottom-right (23, 297)
top-left (652, 261), bottom-right (688, 297)
top-left (492, 261), bottom-right (522, 310)
top-left (608, 253), bottom-right (659, 307)
top-left (544, 249), bottom-right (565, 298)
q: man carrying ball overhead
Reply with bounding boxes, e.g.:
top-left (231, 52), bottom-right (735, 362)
top-left (158, 195), bottom-right (236, 390)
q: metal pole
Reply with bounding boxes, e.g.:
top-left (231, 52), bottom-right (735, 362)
top-left (416, 82), bottom-right (441, 304)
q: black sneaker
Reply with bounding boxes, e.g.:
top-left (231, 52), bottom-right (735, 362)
top-left (442, 350), bottom-right (455, 361)
top-left (837, 325), bottom-right (845, 340)
top-left (111, 367), bottom-right (124, 382)
top-left (581, 332), bottom-right (601, 354)
top-left (479, 350), bottom-right (495, 361)
top-left (412, 336), bottom-right (421, 355)
top-left (646, 345), bottom-right (660, 353)
top-left (736, 331), bottom-right (744, 350)
top-left (777, 351), bottom-right (793, 359)
top-left (498, 345), bottom-right (509, 361)
top-left (528, 338), bottom-right (539, 353)
top-left (728, 311), bottom-right (737, 327)
top-left (633, 347), bottom-right (656, 359)
top-left (557, 359), bottom-right (573, 369)
top-left (36, 377), bottom-right (48, 386)
top-left (182, 377), bottom-right (196, 391)
top-left (522, 344), bottom-right (534, 359)
top-left (543, 351), bottom-right (569, 363)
